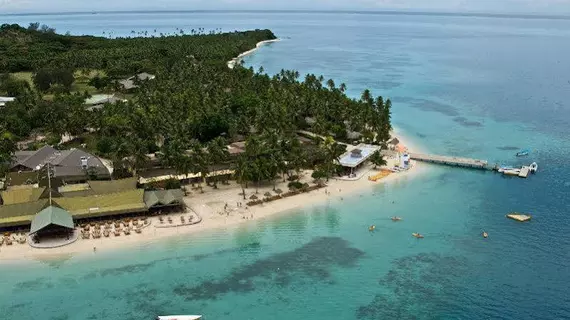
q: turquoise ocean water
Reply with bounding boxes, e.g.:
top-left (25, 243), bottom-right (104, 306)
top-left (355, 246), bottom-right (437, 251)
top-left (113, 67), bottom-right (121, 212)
top-left (1, 12), bottom-right (569, 319)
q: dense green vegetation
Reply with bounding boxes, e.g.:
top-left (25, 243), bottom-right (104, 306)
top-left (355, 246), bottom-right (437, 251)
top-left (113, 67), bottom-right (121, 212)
top-left (0, 23), bottom-right (392, 187)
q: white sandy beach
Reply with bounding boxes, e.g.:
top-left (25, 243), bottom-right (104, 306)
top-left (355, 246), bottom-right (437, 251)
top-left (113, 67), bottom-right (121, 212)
top-left (227, 39), bottom-right (281, 69)
top-left (0, 35), bottom-right (427, 264)
top-left (0, 135), bottom-right (426, 264)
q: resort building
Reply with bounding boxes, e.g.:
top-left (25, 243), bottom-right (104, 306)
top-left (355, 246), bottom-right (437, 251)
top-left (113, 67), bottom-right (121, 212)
top-left (119, 72), bottom-right (156, 91)
top-left (0, 96), bottom-right (15, 107)
top-left (29, 206), bottom-right (75, 244)
top-left (9, 146), bottom-right (111, 184)
top-left (84, 94), bottom-right (125, 111)
top-left (387, 137), bottom-right (400, 150)
top-left (0, 177), bottom-right (184, 231)
top-left (138, 168), bottom-right (234, 186)
top-left (337, 144), bottom-right (381, 176)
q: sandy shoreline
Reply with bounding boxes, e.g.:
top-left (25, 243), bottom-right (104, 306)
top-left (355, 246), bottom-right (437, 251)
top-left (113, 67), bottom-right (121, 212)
top-left (0, 137), bottom-right (426, 264)
top-left (0, 37), bottom-right (428, 264)
top-left (227, 39), bottom-right (281, 69)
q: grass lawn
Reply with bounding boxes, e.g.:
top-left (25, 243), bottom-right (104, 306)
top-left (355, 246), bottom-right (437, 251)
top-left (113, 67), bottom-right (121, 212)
top-left (11, 72), bottom-right (33, 86)
top-left (73, 69), bottom-right (106, 95)
top-left (11, 69), bottom-right (110, 98)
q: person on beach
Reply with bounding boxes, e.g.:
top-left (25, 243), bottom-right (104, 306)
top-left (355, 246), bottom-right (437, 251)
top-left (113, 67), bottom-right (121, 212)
top-left (93, 247), bottom-right (96, 252)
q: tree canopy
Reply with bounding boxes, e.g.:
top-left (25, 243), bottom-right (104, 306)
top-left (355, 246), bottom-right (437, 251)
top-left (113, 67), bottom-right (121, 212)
top-left (0, 23), bottom-right (393, 187)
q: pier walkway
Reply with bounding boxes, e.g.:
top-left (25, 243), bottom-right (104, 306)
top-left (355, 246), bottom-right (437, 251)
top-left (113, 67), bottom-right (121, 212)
top-left (409, 153), bottom-right (489, 169)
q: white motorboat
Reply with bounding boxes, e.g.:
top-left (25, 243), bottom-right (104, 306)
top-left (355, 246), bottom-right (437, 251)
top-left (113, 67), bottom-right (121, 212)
top-left (498, 166), bottom-right (515, 173)
top-left (503, 168), bottom-right (521, 176)
top-left (529, 162), bottom-right (538, 173)
top-left (157, 316), bottom-right (202, 320)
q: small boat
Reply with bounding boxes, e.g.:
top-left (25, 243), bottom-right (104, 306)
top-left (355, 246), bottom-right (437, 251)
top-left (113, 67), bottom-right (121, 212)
top-left (369, 225), bottom-right (376, 232)
top-left (497, 166), bottom-right (515, 173)
top-left (503, 168), bottom-right (521, 176)
top-left (482, 231), bottom-right (488, 238)
top-left (412, 233), bottom-right (424, 239)
top-left (516, 149), bottom-right (530, 157)
top-left (391, 216), bottom-right (402, 222)
top-left (529, 162), bottom-right (538, 173)
top-left (156, 316), bottom-right (202, 320)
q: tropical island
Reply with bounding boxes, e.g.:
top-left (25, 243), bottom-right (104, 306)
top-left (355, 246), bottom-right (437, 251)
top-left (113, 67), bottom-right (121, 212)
top-left (0, 23), bottom-right (414, 260)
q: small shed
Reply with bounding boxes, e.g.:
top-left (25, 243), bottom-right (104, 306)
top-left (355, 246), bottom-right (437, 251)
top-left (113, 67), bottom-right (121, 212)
top-left (388, 138), bottom-right (400, 146)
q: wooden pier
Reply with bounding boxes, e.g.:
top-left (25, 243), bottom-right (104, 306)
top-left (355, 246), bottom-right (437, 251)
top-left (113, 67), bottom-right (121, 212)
top-left (409, 153), bottom-right (488, 169)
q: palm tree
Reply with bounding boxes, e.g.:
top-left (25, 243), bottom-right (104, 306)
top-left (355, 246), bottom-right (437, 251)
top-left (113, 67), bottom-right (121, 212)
top-left (326, 79), bottom-right (335, 91)
top-left (188, 141), bottom-right (208, 191)
top-left (370, 151), bottom-right (387, 169)
top-left (0, 130), bottom-right (16, 177)
top-left (319, 136), bottom-right (344, 181)
top-left (234, 154), bottom-right (251, 199)
top-left (206, 136), bottom-right (229, 188)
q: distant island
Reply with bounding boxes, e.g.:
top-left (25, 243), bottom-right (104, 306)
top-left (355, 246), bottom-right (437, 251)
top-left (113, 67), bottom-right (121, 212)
top-left (0, 23), bottom-right (409, 260)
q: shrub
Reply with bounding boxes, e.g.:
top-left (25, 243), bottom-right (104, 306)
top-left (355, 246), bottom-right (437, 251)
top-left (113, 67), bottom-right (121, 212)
top-left (164, 178), bottom-right (181, 190)
top-left (287, 175), bottom-right (299, 181)
top-left (288, 181), bottom-right (303, 190)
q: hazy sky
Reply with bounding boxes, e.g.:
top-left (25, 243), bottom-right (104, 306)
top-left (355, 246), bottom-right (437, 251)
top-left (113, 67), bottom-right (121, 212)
top-left (1, 0), bottom-right (570, 14)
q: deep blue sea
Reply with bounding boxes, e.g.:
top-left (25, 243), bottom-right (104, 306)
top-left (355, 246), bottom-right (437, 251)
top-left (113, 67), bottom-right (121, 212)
top-left (1, 11), bottom-right (570, 320)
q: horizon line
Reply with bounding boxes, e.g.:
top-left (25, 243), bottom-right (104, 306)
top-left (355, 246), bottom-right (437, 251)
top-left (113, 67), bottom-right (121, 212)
top-left (1, 9), bottom-right (570, 21)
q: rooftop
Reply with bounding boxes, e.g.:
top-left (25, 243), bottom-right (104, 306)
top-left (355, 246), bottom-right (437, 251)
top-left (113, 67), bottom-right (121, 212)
top-left (119, 73), bottom-right (156, 90)
top-left (30, 206), bottom-right (74, 234)
top-left (54, 189), bottom-right (147, 219)
top-left (0, 96), bottom-right (15, 107)
top-left (0, 199), bottom-right (49, 228)
top-left (59, 178), bottom-right (137, 197)
top-left (11, 147), bottom-right (110, 178)
top-left (338, 144), bottom-right (380, 168)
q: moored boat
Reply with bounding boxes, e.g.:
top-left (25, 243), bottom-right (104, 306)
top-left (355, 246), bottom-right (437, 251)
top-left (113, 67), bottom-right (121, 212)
top-left (498, 166), bottom-right (515, 173)
top-left (503, 168), bottom-right (521, 176)
top-left (156, 316), bottom-right (202, 320)
top-left (482, 231), bottom-right (488, 238)
top-left (529, 162), bottom-right (538, 173)
top-left (412, 232), bottom-right (424, 239)
top-left (391, 216), bottom-right (402, 222)
top-left (516, 149), bottom-right (530, 157)
top-left (369, 225), bottom-right (376, 231)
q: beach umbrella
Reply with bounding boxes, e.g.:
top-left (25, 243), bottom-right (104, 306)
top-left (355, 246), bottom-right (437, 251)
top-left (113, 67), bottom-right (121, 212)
top-left (250, 194), bottom-right (258, 200)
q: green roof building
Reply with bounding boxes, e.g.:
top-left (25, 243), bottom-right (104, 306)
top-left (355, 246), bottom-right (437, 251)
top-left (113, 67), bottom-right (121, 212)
top-left (30, 206), bottom-right (74, 235)
top-left (144, 189), bottom-right (184, 208)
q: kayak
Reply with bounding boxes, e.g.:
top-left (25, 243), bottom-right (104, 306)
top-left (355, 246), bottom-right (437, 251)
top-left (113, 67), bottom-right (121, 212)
top-left (412, 233), bottom-right (424, 239)
top-left (516, 149), bottom-right (530, 157)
